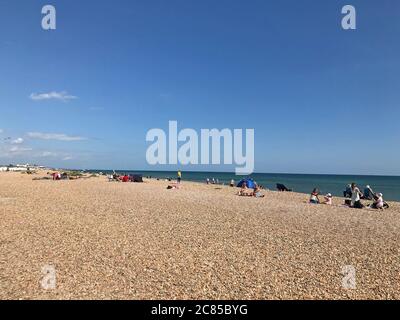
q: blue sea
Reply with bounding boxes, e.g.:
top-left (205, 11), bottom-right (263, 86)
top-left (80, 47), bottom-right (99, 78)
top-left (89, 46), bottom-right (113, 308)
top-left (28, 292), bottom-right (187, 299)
top-left (92, 170), bottom-right (400, 202)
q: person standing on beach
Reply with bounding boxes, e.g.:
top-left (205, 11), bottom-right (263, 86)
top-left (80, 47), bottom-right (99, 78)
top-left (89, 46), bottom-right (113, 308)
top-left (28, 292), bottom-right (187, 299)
top-left (177, 170), bottom-right (182, 184)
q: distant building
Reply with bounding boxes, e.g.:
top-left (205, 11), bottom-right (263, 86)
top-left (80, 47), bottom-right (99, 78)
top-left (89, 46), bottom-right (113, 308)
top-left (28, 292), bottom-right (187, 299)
top-left (0, 164), bottom-right (47, 172)
top-left (0, 166), bottom-right (28, 172)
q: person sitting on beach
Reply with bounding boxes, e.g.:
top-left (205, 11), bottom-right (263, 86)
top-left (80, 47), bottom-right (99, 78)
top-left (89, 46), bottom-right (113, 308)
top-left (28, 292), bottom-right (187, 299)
top-left (253, 186), bottom-right (265, 198)
top-left (167, 183), bottom-right (181, 190)
top-left (370, 193), bottom-right (389, 210)
top-left (238, 184), bottom-right (247, 196)
top-left (343, 184), bottom-right (352, 198)
top-left (323, 193), bottom-right (333, 205)
top-left (372, 193), bottom-right (384, 209)
top-left (230, 179), bottom-right (235, 187)
top-left (351, 183), bottom-right (364, 208)
top-left (122, 175), bottom-right (129, 182)
top-left (112, 172), bottom-right (119, 181)
top-left (206, 178), bottom-right (210, 184)
top-left (362, 185), bottom-right (375, 200)
top-left (51, 172), bottom-right (60, 180)
top-left (309, 188), bottom-right (320, 204)
top-left (238, 184), bottom-right (252, 196)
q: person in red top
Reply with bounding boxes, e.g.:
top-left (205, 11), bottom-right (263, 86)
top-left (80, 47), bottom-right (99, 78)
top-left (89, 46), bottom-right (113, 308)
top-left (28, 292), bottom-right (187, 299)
top-left (52, 172), bottom-right (61, 180)
top-left (122, 175), bottom-right (129, 182)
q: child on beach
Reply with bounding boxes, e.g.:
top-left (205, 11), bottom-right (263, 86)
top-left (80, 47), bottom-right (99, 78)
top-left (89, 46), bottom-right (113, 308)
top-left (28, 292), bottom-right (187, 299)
top-left (374, 193), bottom-right (384, 209)
top-left (324, 193), bottom-right (333, 205)
top-left (370, 193), bottom-right (389, 210)
top-left (309, 188), bottom-right (320, 204)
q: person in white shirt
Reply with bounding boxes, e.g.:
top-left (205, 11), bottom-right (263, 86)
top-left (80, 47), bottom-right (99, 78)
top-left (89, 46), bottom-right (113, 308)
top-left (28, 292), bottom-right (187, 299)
top-left (324, 193), bottom-right (333, 205)
top-left (351, 183), bottom-right (364, 208)
top-left (370, 193), bottom-right (385, 210)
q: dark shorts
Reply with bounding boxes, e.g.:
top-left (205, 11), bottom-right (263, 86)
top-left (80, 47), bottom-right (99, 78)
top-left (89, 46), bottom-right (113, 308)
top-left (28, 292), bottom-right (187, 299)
top-left (353, 200), bottom-right (364, 209)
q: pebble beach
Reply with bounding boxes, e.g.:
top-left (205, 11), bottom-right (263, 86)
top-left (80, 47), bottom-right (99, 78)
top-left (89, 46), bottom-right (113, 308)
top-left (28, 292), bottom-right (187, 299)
top-left (1, 171), bottom-right (400, 300)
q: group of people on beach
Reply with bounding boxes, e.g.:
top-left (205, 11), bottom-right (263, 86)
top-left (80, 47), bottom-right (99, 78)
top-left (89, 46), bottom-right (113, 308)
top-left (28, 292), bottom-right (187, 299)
top-left (206, 177), bottom-right (220, 185)
top-left (166, 171), bottom-right (182, 190)
top-left (309, 189), bottom-right (333, 205)
top-left (237, 184), bottom-right (265, 198)
top-left (309, 183), bottom-right (388, 210)
top-left (108, 172), bottom-right (130, 182)
top-left (155, 171), bottom-right (390, 209)
top-left (51, 172), bottom-right (70, 180)
top-left (204, 176), bottom-right (266, 198)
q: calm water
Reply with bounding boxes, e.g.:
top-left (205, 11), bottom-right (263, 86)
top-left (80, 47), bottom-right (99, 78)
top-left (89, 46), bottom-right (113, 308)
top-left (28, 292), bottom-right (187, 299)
top-left (93, 170), bottom-right (400, 202)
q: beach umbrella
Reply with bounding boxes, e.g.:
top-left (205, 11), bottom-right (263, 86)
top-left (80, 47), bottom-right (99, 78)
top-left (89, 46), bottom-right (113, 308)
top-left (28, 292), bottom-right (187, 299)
top-left (237, 178), bottom-right (257, 189)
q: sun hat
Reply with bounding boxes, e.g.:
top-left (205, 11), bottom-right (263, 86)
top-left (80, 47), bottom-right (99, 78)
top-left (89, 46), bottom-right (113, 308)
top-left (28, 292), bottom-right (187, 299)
top-left (326, 193), bottom-right (332, 197)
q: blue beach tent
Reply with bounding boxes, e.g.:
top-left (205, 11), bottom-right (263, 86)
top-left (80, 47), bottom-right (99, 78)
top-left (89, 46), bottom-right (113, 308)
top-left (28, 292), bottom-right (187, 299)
top-left (237, 178), bottom-right (257, 189)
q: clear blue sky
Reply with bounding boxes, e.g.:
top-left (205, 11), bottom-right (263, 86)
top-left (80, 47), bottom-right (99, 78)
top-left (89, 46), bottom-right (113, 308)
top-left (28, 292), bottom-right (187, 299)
top-left (1, 0), bottom-right (399, 175)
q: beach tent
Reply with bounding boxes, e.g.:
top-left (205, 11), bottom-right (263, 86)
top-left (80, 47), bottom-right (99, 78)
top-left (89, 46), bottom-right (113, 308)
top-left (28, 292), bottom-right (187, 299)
top-left (276, 183), bottom-right (292, 192)
top-left (129, 174), bottom-right (143, 183)
top-left (237, 178), bottom-right (257, 189)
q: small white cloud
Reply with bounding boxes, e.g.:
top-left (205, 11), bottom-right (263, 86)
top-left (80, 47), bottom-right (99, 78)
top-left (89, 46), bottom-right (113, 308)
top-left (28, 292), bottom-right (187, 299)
top-left (27, 132), bottom-right (87, 141)
top-left (39, 151), bottom-right (57, 157)
top-left (11, 138), bottom-right (24, 144)
top-left (30, 91), bottom-right (78, 102)
top-left (9, 146), bottom-right (33, 153)
top-left (38, 151), bottom-right (74, 159)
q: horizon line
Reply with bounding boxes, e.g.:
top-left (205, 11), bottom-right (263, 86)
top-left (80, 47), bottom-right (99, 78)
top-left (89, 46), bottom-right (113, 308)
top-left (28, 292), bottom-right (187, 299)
top-left (75, 168), bottom-right (400, 178)
top-left (2, 163), bottom-right (399, 177)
